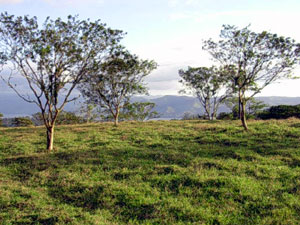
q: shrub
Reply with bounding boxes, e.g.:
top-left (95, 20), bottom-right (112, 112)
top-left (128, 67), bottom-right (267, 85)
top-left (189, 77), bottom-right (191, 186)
top-left (257, 105), bottom-right (300, 120)
top-left (12, 117), bottom-right (34, 127)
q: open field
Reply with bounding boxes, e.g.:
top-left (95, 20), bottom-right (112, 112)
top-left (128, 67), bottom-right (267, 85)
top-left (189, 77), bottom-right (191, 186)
top-left (1, 119), bottom-right (300, 224)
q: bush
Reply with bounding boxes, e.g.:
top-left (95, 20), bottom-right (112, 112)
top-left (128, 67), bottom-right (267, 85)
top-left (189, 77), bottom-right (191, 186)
top-left (181, 112), bottom-right (201, 120)
top-left (31, 111), bottom-right (85, 126)
top-left (0, 113), bottom-right (3, 126)
top-left (217, 112), bottom-right (233, 120)
top-left (12, 117), bottom-right (34, 127)
top-left (257, 105), bottom-right (300, 120)
top-left (56, 111), bottom-right (85, 125)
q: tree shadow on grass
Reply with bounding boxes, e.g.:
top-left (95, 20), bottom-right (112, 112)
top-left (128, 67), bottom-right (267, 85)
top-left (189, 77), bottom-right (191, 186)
top-left (0, 150), bottom-right (105, 182)
top-left (13, 215), bottom-right (58, 225)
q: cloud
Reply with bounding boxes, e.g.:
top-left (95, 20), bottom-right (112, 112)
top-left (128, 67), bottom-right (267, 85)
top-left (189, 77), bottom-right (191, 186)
top-left (147, 80), bottom-right (182, 96)
top-left (0, 0), bottom-right (104, 6)
top-left (169, 12), bottom-right (192, 21)
top-left (0, 0), bottom-right (23, 4)
top-left (42, 0), bottom-right (104, 6)
top-left (168, 0), bottom-right (202, 7)
top-left (168, 0), bottom-right (180, 7)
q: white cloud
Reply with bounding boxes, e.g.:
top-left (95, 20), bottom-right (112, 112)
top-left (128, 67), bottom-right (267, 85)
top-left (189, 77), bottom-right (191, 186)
top-left (185, 0), bottom-right (199, 5)
top-left (169, 12), bottom-right (192, 21)
top-left (0, 0), bottom-right (23, 4)
top-left (168, 0), bottom-right (202, 7)
top-left (168, 0), bottom-right (180, 7)
top-left (42, 0), bottom-right (104, 6)
top-left (176, 10), bottom-right (300, 41)
top-left (0, 0), bottom-right (104, 6)
top-left (136, 9), bottom-right (300, 96)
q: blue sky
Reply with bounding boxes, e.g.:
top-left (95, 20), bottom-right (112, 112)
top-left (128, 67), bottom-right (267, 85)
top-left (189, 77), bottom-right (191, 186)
top-left (1, 0), bottom-right (300, 96)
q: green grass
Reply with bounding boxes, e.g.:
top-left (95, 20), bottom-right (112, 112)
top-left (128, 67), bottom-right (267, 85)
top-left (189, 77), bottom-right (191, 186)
top-left (1, 119), bottom-right (300, 224)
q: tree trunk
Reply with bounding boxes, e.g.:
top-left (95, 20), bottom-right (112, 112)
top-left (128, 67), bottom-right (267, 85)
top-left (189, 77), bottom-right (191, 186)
top-left (114, 109), bottom-right (119, 126)
top-left (238, 90), bottom-right (242, 119)
top-left (114, 116), bottom-right (119, 126)
top-left (240, 100), bottom-right (248, 131)
top-left (205, 99), bottom-right (211, 120)
top-left (211, 112), bottom-right (216, 120)
top-left (46, 126), bottom-right (55, 151)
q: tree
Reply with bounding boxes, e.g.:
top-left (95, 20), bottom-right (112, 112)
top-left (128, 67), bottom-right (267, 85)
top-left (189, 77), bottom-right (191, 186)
top-left (55, 111), bottom-right (84, 125)
top-left (179, 66), bottom-right (229, 120)
top-left (257, 105), bottom-right (300, 120)
top-left (12, 117), bottom-right (34, 127)
top-left (0, 113), bottom-right (3, 126)
top-left (120, 102), bottom-right (160, 121)
top-left (203, 25), bottom-right (299, 130)
top-left (32, 111), bottom-right (84, 126)
top-left (78, 102), bottom-right (99, 123)
top-left (224, 96), bottom-right (268, 119)
top-left (181, 112), bottom-right (201, 120)
top-left (80, 48), bottom-right (157, 126)
top-left (0, 13), bottom-right (123, 151)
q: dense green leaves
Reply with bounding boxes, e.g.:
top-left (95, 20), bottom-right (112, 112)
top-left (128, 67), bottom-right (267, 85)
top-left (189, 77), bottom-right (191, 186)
top-left (258, 105), bottom-right (300, 120)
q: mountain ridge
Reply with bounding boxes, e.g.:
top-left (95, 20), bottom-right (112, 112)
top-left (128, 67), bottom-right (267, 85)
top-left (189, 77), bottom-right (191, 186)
top-left (1, 94), bottom-right (300, 118)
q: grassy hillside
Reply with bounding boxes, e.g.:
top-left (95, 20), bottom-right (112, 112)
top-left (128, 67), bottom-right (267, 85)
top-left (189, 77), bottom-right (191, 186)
top-left (1, 119), bottom-right (300, 224)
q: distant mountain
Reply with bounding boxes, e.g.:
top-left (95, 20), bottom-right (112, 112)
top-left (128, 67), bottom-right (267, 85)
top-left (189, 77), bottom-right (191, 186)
top-left (0, 93), bottom-right (79, 118)
top-left (1, 93), bottom-right (300, 119)
top-left (132, 95), bottom-right (300, 119)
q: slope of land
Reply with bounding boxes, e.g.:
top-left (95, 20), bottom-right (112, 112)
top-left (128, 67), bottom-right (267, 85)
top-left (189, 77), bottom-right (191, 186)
top-left (1, 120), bottom-right (300, 224)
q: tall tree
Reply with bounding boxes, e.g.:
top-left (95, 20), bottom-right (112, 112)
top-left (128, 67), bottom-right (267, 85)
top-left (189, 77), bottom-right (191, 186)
top-left (80, 48), bottom-right (157, 126)
top-left (0, 13), bottom-right (123, 150)
top-left (224, 96), bottom-right (268, 119)
top-left (203, 25), bottom-right (299, 130)
top-left (0, 113), bottom-right (3, 127)
top-left (179, 66), bottom-right (229, 120)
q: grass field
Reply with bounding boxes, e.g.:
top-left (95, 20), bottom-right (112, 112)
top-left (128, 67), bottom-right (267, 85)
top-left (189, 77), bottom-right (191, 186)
top-left (0, 119), bottom-right (300, 224)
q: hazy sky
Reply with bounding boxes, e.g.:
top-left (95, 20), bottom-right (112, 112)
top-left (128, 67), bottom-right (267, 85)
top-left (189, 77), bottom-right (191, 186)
top-left (1, 0), bottom-right (300, 96)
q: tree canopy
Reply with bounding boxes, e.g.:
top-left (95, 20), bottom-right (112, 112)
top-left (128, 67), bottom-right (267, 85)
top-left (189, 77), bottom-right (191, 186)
top-left (121, 102), bottom-right (159, 121)
top-left (0, 13), bottom-right (124, 150)
top-left (203, 25), bottom-right (299, 130)
top-left (80, 48), bottom-right (157, 126)
top-left (179, 66), bottom-right (229, 120)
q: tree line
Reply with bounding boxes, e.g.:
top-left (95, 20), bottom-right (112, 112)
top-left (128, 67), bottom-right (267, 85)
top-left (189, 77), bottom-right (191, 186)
top-left (0, 13), bottom-right (299, 151)
top-left (0, 13), bottom-right (157, 151)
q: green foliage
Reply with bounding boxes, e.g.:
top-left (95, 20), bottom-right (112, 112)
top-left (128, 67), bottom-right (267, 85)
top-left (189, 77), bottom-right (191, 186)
top-left (1, 120), bottom-right (300, 224)
top-left (181, 112), bottom-right (201, 120)
top-left (223, 97), bottom-right (268, 119)
top-left (80, 48), bottom-right (157, 125)
top-left (12, 117), bottom-right (34, 127)
top-left (78, 103), bottom-right (100, 123)
top-left (121, 102), bottom-right (159, 121)
top-left (203, 25), bottom-right (300, 129)
top-left (0, 13), bottom-right (124, 150)
top-left (217, 112), bottom-right (233, 120)
top-left (56, 111), bottom-right (85, 125)
top-left (258, 105), bottom-right (300, 120)
top-left (0, 113), bottom-right (3, 126)
top-left (179, 66), bottom-right (229, 120)
top-left (32, 111), bottom-right (85, 125)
